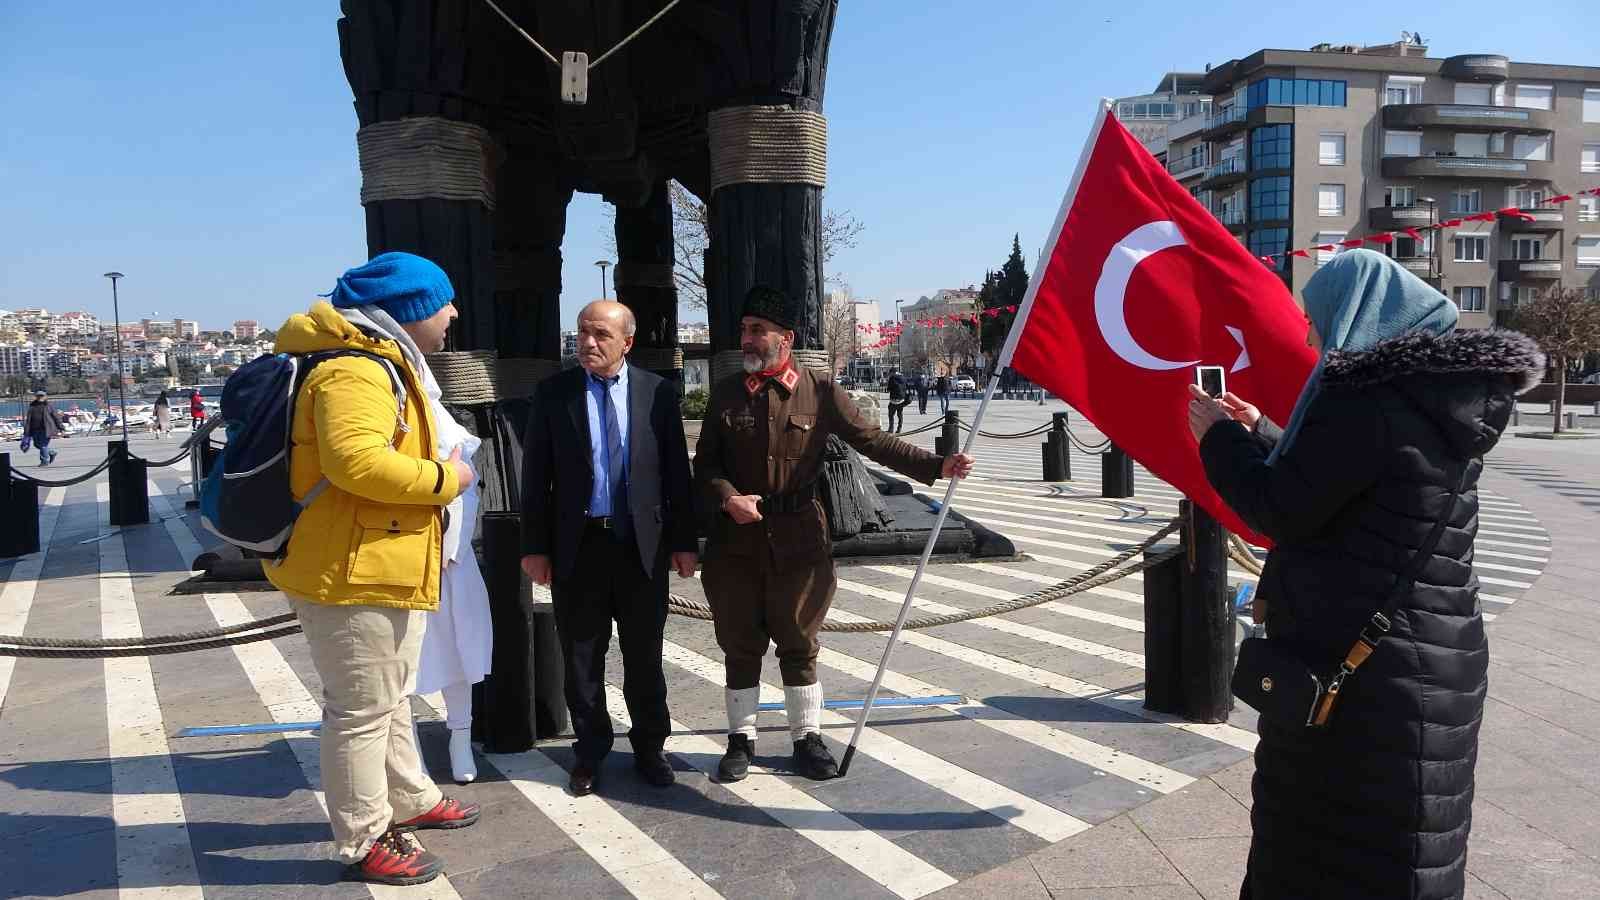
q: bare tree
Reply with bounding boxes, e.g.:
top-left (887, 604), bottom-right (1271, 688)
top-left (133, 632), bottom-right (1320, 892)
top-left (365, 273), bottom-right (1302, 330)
top-left (605, 182), bottom-right (865, 310)
top-left (931, 323), bottom-right (980, 378)
top-left (820, 288), bottom-right (861, 375)
top-left (1514, 286), bottom-right (1600, 434)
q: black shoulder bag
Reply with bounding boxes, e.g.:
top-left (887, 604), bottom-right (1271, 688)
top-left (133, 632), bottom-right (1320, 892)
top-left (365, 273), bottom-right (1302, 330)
top-left (1232, 462), bottom-right (1468, 730)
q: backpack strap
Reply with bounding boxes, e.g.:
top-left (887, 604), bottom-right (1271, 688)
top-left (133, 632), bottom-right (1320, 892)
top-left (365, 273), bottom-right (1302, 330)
top-left (299, 349), bottom-right (408, 437)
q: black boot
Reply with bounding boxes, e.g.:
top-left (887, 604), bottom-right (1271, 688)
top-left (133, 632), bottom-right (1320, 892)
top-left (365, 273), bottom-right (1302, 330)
top-left (718, 734), bottom-right (753, 782)
top-left (792, 733), bottom-right (838, 780)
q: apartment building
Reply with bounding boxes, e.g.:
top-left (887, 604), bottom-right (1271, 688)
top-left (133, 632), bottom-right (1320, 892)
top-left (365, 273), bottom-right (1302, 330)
top-left (1162, 38), bottom-right (1600, 327)
top-left (1115, 72), bottom-right (1213, 156)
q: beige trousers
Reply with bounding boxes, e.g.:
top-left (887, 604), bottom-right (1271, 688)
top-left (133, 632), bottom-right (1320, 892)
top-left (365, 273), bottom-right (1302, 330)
top-left (292, 598), bottom-right (442, 862)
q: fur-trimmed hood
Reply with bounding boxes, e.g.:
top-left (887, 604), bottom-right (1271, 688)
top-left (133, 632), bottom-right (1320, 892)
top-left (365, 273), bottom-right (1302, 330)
top-left (1322, 328), bottom-right (1545, 393)
top-left (1322, 328), bottom-right (1546, 458)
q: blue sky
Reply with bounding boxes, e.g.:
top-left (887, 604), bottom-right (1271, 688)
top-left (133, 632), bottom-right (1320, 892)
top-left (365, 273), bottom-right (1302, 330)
top-left (2, 1), bottom-right (1590, 333)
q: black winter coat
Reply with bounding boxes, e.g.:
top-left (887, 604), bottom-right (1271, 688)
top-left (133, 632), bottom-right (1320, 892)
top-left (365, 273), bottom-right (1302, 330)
top-left (1199, 329), bottom-right (1544, 900)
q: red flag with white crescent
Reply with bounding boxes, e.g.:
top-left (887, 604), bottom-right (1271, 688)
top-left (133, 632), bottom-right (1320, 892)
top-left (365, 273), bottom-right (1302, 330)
top-left (995, 105), bottom-right (1317, 546)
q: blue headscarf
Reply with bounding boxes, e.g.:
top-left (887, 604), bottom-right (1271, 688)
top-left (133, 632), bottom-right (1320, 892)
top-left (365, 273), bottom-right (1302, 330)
top-left (1269, 249), bottom-right (1459, 464)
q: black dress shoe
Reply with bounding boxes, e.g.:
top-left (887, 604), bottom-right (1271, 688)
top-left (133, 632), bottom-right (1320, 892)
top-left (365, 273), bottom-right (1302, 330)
top-left (633, 751), bottom-right (675, 787)
top-left (569, 761), bottom-right (598, 796)
top-left (793, 733), bottom-right (838, 780)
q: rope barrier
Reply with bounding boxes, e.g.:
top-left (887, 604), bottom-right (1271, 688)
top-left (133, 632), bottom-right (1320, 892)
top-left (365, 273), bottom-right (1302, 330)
top-left (11, 454), bottom-right (115, 488)
top-left (0, 612), bottom-right (294, 649)
top-left (667, 520), bottom-right (1180, 631)
top-left (0, 625), bottom-right (303, 659)
top-left (140, 416), bottom-right (224, 469)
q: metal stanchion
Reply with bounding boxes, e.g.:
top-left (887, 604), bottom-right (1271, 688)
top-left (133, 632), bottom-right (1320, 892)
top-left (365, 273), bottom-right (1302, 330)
top-left (1143, 500), bottom-right (1234, 723)
top-left (934, 410), bottom-right (960, 456)
top-left (1101, 444), bottom-right (1134, 498)
top-left (1042, 412), bottom-right (1072, 481)
top-left (0, 454), bottom-right (40, 558)
top-left (107, 441), bottom-right (149, 526)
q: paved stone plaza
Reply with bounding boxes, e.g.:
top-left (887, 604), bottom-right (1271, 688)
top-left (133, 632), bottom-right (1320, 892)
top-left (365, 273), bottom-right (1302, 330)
top-left (0, 397), bottom-right (1589, 899)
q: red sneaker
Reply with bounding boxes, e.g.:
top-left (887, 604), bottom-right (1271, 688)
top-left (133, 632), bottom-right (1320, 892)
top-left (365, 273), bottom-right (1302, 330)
top-left (346, 829), bottom-right (443, 886)
top-left (395, 797), bottom-right (481, 831)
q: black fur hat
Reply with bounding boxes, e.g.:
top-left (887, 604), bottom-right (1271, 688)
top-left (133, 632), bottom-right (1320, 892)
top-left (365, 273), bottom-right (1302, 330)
top-left (741, 284), bottom-right (799, 332)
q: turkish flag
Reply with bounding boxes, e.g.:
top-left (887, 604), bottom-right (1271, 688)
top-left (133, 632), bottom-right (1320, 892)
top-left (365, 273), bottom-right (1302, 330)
top-left (996, 109), bottom-right (1317, 546)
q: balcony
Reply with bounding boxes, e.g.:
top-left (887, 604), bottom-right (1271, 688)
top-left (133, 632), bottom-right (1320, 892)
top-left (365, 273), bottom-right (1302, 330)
top-left (1498, 208), bottom-right (1565, 232)
top-left (1168, 113), bottom-right (1209, 142)
top-left (1381, 103), bottom-right (1554, 133)
top-left (1369, 205), bottom-right (1435, 231)
top-left (1201, 106), bottom-right (1246, 137)
top-left (1200, 156), bottom-right (1247, 188)
top-left (1441, 54), bottom-right (1510, 83)
top-left (1380, 154), bottom-right (1554, 181)
top-left (1168, 153), bottom-right (1211, 181)
top-left (1214, 208), bottom-right (1246, 229)
top-left (1499, 259), bottom-right (1563, 280)
top-left (1392, 257), bottom-right (1434, 276)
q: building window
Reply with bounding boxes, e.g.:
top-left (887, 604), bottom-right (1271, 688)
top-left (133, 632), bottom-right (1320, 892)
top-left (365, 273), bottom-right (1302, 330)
top-left (1511, 237), bottom-right (1544, 260)
top-left (1317, 183), bottom-right (1345, 217)
top-left (1586, 89), bottom-right (1600, 123)
top-left (1384, 76), bottom-right (1425, 106)
top-left (1513, 84), bottom-right (1552, 111)
top-left (1490, 132), bottom-right (1506, 154)
top-left (1313, 232), bottom-right (1345, 265)
top-left (1318, 132), bottom-right (1346, 165)
top-left (1511, 187), bottom-right (1546, 209)
top-left (1392, 232), bottom-right (1432, 259)
top-left (1454, 287), bottom-right (1487, 312)
top-left (1451, 189), bottom-right (1482, 214)
top-left (1583, 143), bottom-right (1600, 174)
top-left (1384, 131), bottom-right (1422, 157)
top-left (1251, 125), bottom-right (1293, 170)
top-left (1579, 236), bottom-right (1600, 267)
top-left (1512, 134), bottom-right (1551, 161)
top-left (1455, 235), bottom-right (1487, 262)
top-left (1385, 185), bottom-right (1416, 208)
top-left (1248, 228), bottom-right (1290, 270)
top-left (1581, 197), bottom-right (1600, 223)
top-left (1455, 83), bottom-right (1491, 105)
top-left (1246, 78), bottom-right (1346, 109)
top-left (1454, 133), bottom-right (1489, 158)
top-left (1249, 176), bottom-right (1292, 221)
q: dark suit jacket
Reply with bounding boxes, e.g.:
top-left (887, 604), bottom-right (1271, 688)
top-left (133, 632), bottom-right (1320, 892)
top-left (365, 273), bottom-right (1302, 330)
top-left (521, 363), bottom-right (697, 581)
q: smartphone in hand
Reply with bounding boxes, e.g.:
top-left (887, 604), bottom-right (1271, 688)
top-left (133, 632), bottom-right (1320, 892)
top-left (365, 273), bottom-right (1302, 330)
top-left (1195, 365), bottom-right (1226, 398)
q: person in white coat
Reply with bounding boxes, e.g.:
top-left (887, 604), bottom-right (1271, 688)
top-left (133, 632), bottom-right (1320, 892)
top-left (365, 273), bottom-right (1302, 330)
top-left (340, 301), bottom-right (494, 786)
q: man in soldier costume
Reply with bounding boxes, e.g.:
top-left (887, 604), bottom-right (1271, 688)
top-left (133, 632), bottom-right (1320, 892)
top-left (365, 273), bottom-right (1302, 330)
top-left (694, 286), bottom-right (975, 781)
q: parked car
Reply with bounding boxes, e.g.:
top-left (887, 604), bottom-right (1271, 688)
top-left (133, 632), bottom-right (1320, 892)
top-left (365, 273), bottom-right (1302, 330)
top-left (836, 374), bottom-right (856, 388)
top-left (953, 375), bottom-right (977, 391)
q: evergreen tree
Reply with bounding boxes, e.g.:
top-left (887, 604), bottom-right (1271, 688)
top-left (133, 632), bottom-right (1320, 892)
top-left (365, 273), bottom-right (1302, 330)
top-left (980, 234), bottom-right (1029, 357)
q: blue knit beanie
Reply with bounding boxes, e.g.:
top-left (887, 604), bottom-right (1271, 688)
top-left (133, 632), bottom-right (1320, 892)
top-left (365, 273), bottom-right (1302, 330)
top-left (321, 251), bottom-right (454, 323)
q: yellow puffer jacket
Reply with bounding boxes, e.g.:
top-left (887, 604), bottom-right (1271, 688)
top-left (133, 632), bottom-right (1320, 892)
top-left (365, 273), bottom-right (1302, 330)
top-left (264, 301), bottom-right (460, 611)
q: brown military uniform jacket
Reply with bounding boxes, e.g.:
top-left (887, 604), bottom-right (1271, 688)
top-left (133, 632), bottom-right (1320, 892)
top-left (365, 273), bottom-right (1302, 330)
top-left (695, 364), bottom-right (945, 570)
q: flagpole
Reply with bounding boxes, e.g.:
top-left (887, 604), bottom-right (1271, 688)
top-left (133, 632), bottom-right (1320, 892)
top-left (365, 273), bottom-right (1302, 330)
top-left (836, 371), bottom-right (1001, 777)
top-left (837, 100), bottom-right (1118, 778)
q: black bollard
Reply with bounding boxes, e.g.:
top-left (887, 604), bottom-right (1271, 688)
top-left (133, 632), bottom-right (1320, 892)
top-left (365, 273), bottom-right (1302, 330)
top-left (474, 512), bottom-right (567, 752)
top-left (1042, 412), bottom-right (1072, 481)
top-left (0, 454), bottom-right (40, 558)
top-left (1101, 444), bottom-right (1134, 498)
top-left (107, 441), bottom-right (149, 526)
top-left (935, 410), bottom-right (961, 457)
top-left (1144, 500), bottom-right (1234, 723)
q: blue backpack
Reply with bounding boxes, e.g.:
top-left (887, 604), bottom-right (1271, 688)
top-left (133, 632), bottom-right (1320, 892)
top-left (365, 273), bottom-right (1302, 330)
top-left (199, 350), bottom-right (404, 556)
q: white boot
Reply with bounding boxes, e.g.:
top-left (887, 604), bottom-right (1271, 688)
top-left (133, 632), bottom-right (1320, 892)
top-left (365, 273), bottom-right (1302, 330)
top-left (449, 728), bottom-right (477, 784)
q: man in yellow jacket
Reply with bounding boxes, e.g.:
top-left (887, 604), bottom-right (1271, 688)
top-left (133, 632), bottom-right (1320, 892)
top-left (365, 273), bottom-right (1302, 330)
top-left (267, 252), bottom-right (478, 886)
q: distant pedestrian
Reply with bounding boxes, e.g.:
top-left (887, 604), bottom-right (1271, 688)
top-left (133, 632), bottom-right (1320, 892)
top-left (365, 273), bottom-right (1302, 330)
top-left (23, 391), bottom-right (63, 466)
top-left (935, 374), bottom-right (951, 415)
top-left (885, 370), bottom-right (909, 433)
top-left (189, 390), bottom-right (206, 430)
top-left (915, 373), bottom-right (930, 414)
top-left (153, 390), bottom-right (171, 435)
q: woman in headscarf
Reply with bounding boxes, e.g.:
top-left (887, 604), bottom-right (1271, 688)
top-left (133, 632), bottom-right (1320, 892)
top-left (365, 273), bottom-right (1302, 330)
top-left (153, 389), bottom-right (171, 435)
top-left (1186, 250), bottom-right (1544, 899)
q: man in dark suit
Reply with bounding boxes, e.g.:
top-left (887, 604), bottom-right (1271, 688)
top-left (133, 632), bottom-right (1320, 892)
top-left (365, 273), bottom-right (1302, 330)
top-left (520, 300), bottom-right (698, 797)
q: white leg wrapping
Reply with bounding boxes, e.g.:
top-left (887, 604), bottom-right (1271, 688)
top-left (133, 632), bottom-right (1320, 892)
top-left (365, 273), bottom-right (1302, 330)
top-left (726, 687), bottom-right (759, 740)
top-left (785, 682), bottom-right (824, 741)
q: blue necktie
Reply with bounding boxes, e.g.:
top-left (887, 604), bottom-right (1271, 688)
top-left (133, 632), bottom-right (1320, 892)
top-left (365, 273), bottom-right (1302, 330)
top-left (600, 379), bottom-right (629, 537)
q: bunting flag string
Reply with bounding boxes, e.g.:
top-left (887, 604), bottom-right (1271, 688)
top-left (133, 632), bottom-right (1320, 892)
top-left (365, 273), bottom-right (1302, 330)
top-left (1254, 185), bottom-right (1600, 267)
top-left (853, 305), bottom-right (1020, 350)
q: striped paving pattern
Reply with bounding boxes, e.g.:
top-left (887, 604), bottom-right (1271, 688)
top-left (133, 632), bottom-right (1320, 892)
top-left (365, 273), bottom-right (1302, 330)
top-left (0, 402), bottom-right (1549, 898)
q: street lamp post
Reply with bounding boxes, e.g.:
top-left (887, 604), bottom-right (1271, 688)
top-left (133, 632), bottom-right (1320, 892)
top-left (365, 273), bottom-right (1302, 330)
top-left (102, 271), bottom-right (130, 443)
top-left (1419, 196), bottom-right (1441, 290)
top-left (894, 298), bottom-right (906, 376)
top-left (595, 259), bottom-right (612, 299)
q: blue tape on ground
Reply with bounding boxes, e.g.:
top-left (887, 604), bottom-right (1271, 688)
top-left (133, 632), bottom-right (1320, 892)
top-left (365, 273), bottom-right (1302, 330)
top-left (755, 694), bottom-right (961, 711)
top-left (177, 721), bottom-right (321, 738)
